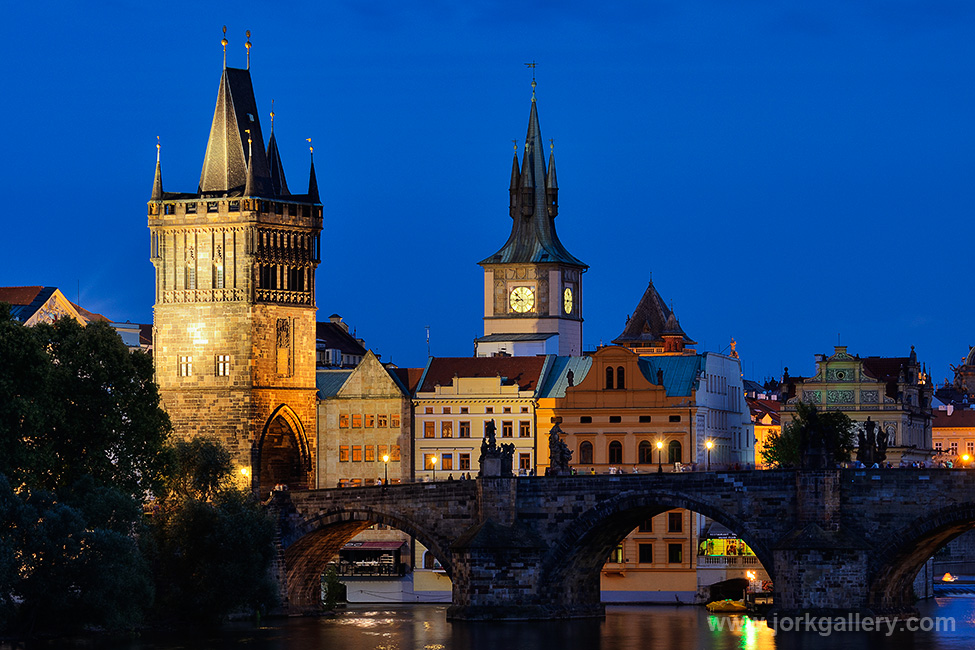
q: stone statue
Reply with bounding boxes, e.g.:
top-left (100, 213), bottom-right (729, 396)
top-left (548, 422), bottom-right (573, 476)
top-left (864, 418), bottom-right (876, 466)
top-left (856, 429), bottom-right (868, 465)
top-left (485, 420), bottom-right (497, 448)
top-left (478, 420), bottom-right (515, 478)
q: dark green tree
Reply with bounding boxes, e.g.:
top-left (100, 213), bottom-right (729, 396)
top-left (150, 439), bottom-right (278, 622)
top-left (760, 401), bottom-right (855, 468)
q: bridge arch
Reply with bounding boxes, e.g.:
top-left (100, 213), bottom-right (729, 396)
top-left (254, 404), bottom-right (312, 495)
top-left (868, 503), bottom-right (975, 612)
top-left (281, 502), bottom-right (454, 611)
top-left (538, 489), bottom-right (774, 607)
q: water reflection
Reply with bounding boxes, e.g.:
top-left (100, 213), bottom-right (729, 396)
top-left (16, 599), bottom-right (975, 650)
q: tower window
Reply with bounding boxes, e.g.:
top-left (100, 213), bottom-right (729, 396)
top-left (608, 441), bottom-right (623, 464)
top-left (229, 200), bottom-right (240, 212)
top-left (605, 366), bottom-right (614, 390)
top-left (215, 355), bottom-right (230, 376)
top-left (617, 367), bottom-right (625, 390)
top-left (186, 203), bottom-right (197, 214)
top-left (668, 440), bottom-right (683, 464)
top-left (207, 201), bottom-right (219, 213)
top-left (579, 441), bottom-right (594, 464)
top-left (178, 356), bottom-right (192, 377)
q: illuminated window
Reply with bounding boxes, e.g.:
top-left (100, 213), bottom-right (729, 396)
top-left (339, 414), bottom-right (349, 428)
top-left (391, 414), bottom-right (400, 428)
top-left (365, 414), bottom-right (375, 427)
top-left (950, 442), bottom-right (958, 454)
top-left (668, 512), bottom-right (682, 533)
top-left (443, 407), bottom-right (451, 414)
top-left (441, 454), bottom-right (453, 471)
top-left (638, 543), bottom-right (653, 564)
top-left (424, 454), bottom-right (438, 470)
top-left (459, 421), bottom-right (471, 438)
top-left (609, 441), bottom-right (623, 464)
top-left (425, 407), bottom-right (434, 414)
top-left (610, 544), bottom-right (624, 564)
top-left (579, 441), bottom-right (593, 464)
top-left (519, 421), bottom-right (531, 437)
top-left (668, 543), bottom-right (683, 564)
top-left (378, 414), bottom-right (388, 428)
top-left (339, 445), bottom-right (350, 462)
top-left (213, 263), bottom-right (224, 289)
top-left (935, 441), bottom-right (942, 451)
top-left (215, 355), bottom-right (230, 376)
top-left (668, 440), bottom-right (682, 464)
top-left (502, 421), bottom-right (513, 438)
top-left (459, 453), bottom-right (471, 470)
top-left (391, 445), bottom-right (401, 461)
top-left (364, 446), bottom-right (375, 462)
top-left (519, 453), bottom-right (531, 470)
top-left (424, 422), bottom-right (435, 438)
top-left (378, 445), bottom-right (388, 458)
top-left (352, 446), bottom-right (362, 462)
top-left (352, 415), bottom-right (362, 428)
top-left (178, 356), bottom-right (192, 377)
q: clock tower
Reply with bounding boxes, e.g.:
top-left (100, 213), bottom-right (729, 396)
top-left (476, 83), bottom-right (587, 357)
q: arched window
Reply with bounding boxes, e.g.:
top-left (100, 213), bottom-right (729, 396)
top-left (639, 440), bottom-right (653, 464)
top-left (605, 367), bottom-right (614, 390)
top-left (668, 440), bottom-right (682, 464)
top-left (423, 551), bottom-right (435, 570)
top-left (609, 441), bottom-right (623, 464)
top-left (617, 366), bottom-right (625, 390)
top-left (580, 441), bottom-right (594, 464)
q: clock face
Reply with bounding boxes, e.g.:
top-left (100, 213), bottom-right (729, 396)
top-left (564, 287), bottom-right (573, 314)
top-left (509, 286), bottom-right (535, 313)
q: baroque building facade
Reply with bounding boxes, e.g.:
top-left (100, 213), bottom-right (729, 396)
top-left (148, 51), bottom-right (322, 496)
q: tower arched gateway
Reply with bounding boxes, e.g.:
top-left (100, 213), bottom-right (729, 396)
top-left (148, 35), bottom-right (322, 482)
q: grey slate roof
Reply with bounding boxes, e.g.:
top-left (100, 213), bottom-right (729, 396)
top-left (266, 129), bottom-right (290, 197)
top-left (480, 97), bottom-right (586, 268)
top-left (612, 281), bottom-right (696, 347)
top-left (474, 333), bottom-right (558, 342)
top-left (316, 370), bottom-right (353, 398)
top-left (199, 67), bottom-right (272, 196)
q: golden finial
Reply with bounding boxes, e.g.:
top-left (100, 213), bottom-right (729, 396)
top-left (525, 61), bottom-right (537, 101)
top-left (156, 136), bottom-right (161, 162)
top-left (306, 137), bottom-right (313, 155)
top-left (221, 25), bottom-right (228, 68)
top-left (245, 129), bottom-right (252, 156)
top-left (270, 99), bottom-right (275, 132)
top-left (549, 138), bottom-right (554, 154)
top-left (245, 30), bottom-right (252, 69)
top-left (512, 139), bottom-right (518, 152)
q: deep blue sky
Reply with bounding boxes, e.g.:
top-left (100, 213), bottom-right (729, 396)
top-left (2, 1), bottom-right (974, 384)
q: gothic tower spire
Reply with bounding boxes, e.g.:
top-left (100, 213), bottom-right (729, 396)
top-left (151, 137), bottom-right (163, 201)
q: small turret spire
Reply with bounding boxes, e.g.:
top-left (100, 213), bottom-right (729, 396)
top-left (151, 136), bottom-right (164, 200)
top-left (306, 138), bottom-right (320, 202)
top-left (221, 25), bottom-right (228, 69)
top-left (244, 129), bottom-right (256, 196)
top-left (509, 139), bottom-right (520, 217)
top-left (245, 30), bottom-right (251, 69)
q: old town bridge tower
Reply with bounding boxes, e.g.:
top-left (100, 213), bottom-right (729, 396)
top-left (148, 35), bottom-right (322, 495)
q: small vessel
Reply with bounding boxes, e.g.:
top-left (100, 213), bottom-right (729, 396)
top-left (706, 599), bottom-right (750, 613)
top-left (942, 573), bottom-right (957, 582)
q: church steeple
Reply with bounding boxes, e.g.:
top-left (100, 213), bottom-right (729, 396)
top-left (480, 86), bottom-right (585, 267)
top-left (307, 151), bottom-right (320, 204)
top-left (266, 115), bottom-right (290, 196)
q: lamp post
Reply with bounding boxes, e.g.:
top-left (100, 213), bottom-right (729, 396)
top-left (656, 440), bottom-right (664, 473)
top-left (382, 454), bottom-right (390, 486)
top-left (705, 440), bottom-right (713, 471)
top-left (431, 455), bottom-right (438, 482)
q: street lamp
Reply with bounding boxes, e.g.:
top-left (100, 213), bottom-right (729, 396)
top-left (431, 455), bottom-right (438, 482)
top-left (706, 440), bottom-right (714, 471)
top-left (382, 454), bottom-right (390, 486)
top-left (964, 454), bottom-right (971, 468)
top-left (656, 440), bottom-right (664, 473)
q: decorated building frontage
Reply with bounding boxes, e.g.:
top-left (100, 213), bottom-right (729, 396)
top-left (148, 43), bottom-right (322, 496)
top-left (781, 345), bottom-right (934, 463)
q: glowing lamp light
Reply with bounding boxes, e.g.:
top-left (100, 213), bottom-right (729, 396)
top-left (747, 570), bottom-right (756, 580)
top-left (383, 454), bottom-right (390, 463)
top-left (239, 466), bottom-right (250, 478)
top-left (656, 440), bottom-right (663, 450)
top-left (964, 454), bottom-right (971, 464)
top-left (705, 440), bottom-right (714, 451)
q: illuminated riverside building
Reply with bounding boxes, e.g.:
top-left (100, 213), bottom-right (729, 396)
top-left (148, 37), bottom-right (322, 496)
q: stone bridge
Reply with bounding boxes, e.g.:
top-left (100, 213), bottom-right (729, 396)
top-left (269, 469), bottom-right (975, 619)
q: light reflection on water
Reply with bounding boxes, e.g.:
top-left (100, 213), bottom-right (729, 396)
top-left (21, 598), bottom-right (975, 650)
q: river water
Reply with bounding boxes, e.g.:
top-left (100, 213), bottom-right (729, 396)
top-left (16, 598), bottom-right (975, 650)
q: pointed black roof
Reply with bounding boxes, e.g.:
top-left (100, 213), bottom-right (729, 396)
top-left (612, 281), bottom-right (696, 347)
top-left (151, 151), bottom-right (163, 201)
top-left (199, 67), bottom-right (272, 196)
top-left (480, 95), bottom-right (585, 268)
top-left (266, 130), bottom-right (290, 196)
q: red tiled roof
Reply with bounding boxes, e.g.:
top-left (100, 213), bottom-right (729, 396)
top-left (391, 367), bottom-right (424, 394)
top-left (933, 409), bottom-right (975, 428)
top-left (70, 302), bottom-right (110, 323)
top-left (747, 397), bottom-right (781, 425)
top-left (420, 356), bottom-right (547, 393)
top-left (862, 357), bottom-right (910, 382)
top-left (0, 286), bottom-right (44, 305)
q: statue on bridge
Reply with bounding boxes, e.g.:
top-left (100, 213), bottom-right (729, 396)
top-left (478, 420), bottom-right (515, 478)
top-left (547, 422), bottom-right (573, 476)
top-left (855, 418), bottom-right (887, 467)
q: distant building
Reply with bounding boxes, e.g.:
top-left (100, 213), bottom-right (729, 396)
top-left (781, 345), bottom-right (934, 463)
top-left (316, 314), bottom-right (367, 368)
top-left (475, 85), bottom-right (586, 357)
top-left (0, 286), bottom-right (107, 326)
top-left (936, 346), bottom-right (975, 408)
top-left (932, 406), bottom-right (975, 463)
top-left (747, 397), bottom-right (781, 469)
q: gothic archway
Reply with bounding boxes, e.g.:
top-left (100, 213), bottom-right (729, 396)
top-left (255, 404), bottom-right (311, 495)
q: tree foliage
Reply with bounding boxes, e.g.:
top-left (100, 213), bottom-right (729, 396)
top-left (760, 401), bottom-right (856, 469)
